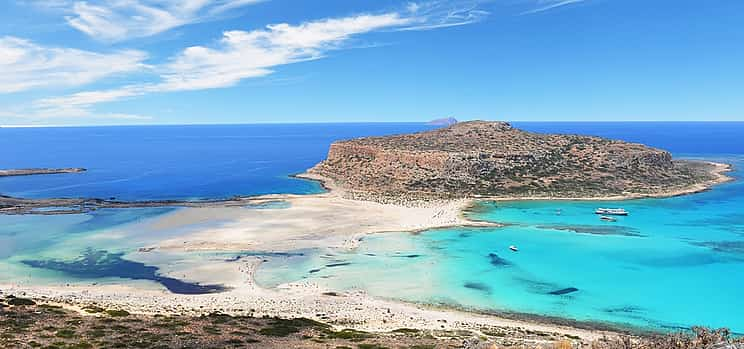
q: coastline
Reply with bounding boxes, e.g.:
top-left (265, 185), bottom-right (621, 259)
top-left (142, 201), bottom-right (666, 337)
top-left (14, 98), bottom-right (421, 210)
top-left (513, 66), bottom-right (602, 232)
top-left (297, 160), bottom-right (733, 204)
top-left (0, 256), bottom-right (617, 345)
top-left (0, 161), bottom-right (732, 215)
top-left (0, 160), bottom-right (736, 344)
top-left (0, 170), bottom-right (616, 344)
top-left (0, 167), bottom-right (86, 177)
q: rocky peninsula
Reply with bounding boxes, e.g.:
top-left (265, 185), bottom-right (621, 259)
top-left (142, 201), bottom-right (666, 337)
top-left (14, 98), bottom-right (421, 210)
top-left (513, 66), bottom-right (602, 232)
top-left (0, 168), bottom-right (86, 177)
top-left (308, 121), bottom-right (730, 201)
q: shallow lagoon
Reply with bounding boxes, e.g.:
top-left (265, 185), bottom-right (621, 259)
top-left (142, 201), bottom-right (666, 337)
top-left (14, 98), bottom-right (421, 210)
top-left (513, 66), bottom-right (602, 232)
top-left (256, 157), bottom-right (744, 333)
top-left (0, 207), bottom-right (235, 293)
top-left (3, 123), bottom-right (744, 332)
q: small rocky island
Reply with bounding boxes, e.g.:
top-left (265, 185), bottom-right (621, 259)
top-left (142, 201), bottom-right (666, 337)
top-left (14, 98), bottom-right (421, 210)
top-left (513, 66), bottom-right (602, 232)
top-left (0, 168), bottom-right (86, 177)
top-left (308, 121), bottom-right (729, 199)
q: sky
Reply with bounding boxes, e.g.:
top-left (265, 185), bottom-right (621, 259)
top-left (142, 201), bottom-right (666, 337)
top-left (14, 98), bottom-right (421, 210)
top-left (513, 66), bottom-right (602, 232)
top-left (0, 0), bottom-right (742, 126)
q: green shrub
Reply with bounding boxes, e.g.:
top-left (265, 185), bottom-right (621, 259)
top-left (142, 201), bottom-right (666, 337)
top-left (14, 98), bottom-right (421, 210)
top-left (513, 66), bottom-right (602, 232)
top-left (357, 344), bottom-right (388, 349)
top-left (82, 306), bottom-right (105, 313)
top-left (105, 309), bottom-right (130, 317)
top-left (392, 328), bottom-right (420, 334)
top-left (55, 329), bottom-right (75, 338)
top-left (325, 329), bottom-right (371, 341)
top-left (7, 298), bottom-right (36, 306)
top-left (258, 325), bottom-right (299, 337)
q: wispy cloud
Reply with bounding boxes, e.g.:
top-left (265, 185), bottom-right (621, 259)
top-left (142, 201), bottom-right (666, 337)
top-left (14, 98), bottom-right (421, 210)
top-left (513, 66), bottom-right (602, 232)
top-left (0, 36), bottom-right (148, 93)
top-left (156, 13), bottom-right (411, 91)
top-left (521, 0), bottom-right (587, 15)
top-left (25, 12), bottom-right (414, 118)
top-left (14, 1), bottom-right (489, 120)
top-left (399, 1), bottom-right (489, 31)
top-left (60, 0), bottom-right (264, 42)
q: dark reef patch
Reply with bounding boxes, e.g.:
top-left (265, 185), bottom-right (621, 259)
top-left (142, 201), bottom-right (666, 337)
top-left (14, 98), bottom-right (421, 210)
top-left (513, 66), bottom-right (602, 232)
top-left (548, 287), bottom-right (579, 296)
top-left (464, 282), bottom-right (492, 294)
top-left (224, 251), bottom-right (304, 262)
top-left (537, 224), bottom-right (645, 237)
top-left (308, 268), bottom-right (322, 273)
top-left (22, 248), bottom-right (226, 295)
top-left (391, 253), bottom-right (421, 258)
top-left (512, 277), bottom-right (561, 294)
top-left (604, 306), bottom-right (644, 314)
top-left (692, 241), bottom-right (744, 255)
top-left (325, 262), bottom-right (351, 268)
top-left (638, 253), bottom-right (726, 267)
top-left (487, 253), bottom-right (511, 267)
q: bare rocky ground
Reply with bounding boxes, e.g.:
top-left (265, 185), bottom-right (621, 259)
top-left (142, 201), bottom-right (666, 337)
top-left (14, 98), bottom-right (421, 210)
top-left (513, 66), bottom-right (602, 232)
top-left (2, 296), bottom-right (743, 349)
top-left (309, 121), bottom-right (728, 200)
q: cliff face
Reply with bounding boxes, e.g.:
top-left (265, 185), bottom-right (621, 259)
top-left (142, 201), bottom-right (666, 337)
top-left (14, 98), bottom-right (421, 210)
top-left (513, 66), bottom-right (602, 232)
top-left (308, 121), bottom-right (718, 199)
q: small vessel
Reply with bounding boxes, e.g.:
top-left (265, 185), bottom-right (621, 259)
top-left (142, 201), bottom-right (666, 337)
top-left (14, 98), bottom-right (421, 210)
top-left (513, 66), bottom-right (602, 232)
top-left (509, 245), bottom-right (519, 252)
top-left (595, 208), bottom-right (629, 216)
top-left (599, 215), bottom-right (617, 222)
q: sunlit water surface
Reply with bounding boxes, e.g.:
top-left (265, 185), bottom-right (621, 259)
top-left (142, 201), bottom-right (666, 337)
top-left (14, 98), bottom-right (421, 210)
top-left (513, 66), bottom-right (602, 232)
top-left (2, 123), bottom-right (744, 331)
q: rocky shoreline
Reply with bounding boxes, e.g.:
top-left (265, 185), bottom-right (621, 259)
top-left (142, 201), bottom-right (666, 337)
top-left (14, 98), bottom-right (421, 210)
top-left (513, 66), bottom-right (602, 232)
top-left (308, 121), bottom-right (733, 201)
top-left (0, 159), bottom-right (739, 347)
top-left (0, 167), bottom-right (86, 177)
top-left (0, 142), bottom-right (733, 215)
top-left (0, 194), bottom-right (278, 215)
top-left (0, 159), bottom-right (731, 215)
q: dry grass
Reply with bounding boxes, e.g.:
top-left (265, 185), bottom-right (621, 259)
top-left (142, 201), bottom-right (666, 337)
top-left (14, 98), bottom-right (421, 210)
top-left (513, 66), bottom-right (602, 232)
top-left (554, 340), bottom-right (573, 349)
top-left (590, 327), bottom-right (744, 349)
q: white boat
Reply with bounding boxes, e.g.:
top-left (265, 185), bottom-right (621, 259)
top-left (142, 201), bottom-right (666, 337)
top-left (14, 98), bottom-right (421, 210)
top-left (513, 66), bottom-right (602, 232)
top-left (595, 208), bottom-right (629, 216)
top-left (599, 215), bottom-right (617, 222)
top-left (509, 245), bottom-right (519, 252)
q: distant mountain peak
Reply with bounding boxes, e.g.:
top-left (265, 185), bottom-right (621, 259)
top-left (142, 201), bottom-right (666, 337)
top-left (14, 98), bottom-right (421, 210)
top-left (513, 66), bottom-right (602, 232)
top-left (427, 117), bottom-right (458, 126)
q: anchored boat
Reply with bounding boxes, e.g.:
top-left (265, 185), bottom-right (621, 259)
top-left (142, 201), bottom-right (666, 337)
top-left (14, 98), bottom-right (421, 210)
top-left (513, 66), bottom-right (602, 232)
top-left (595, 208), bottom-right (629, 216)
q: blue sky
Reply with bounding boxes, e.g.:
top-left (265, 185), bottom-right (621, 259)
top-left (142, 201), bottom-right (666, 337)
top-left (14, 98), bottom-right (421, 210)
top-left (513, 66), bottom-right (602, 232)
top-left (0, 0), bottom-right (742, 125)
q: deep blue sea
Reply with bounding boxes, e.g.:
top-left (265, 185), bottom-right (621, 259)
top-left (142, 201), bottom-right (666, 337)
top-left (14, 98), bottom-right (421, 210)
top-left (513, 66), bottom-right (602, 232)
top-left (0, 123), bottom-right (438, 200)
top-left (2, 122), bottom-right (744, 332)
top-left (2, 122), bottom-right (742, 200)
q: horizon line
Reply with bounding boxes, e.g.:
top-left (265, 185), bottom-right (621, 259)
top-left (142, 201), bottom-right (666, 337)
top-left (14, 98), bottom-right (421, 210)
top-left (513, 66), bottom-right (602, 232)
top-left (3, 120), bottom-right (744, 128)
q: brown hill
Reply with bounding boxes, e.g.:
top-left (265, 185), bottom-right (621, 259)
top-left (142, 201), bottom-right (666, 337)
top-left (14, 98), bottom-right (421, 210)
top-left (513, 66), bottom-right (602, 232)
top-left (307, 121), bottom-right (727, 199)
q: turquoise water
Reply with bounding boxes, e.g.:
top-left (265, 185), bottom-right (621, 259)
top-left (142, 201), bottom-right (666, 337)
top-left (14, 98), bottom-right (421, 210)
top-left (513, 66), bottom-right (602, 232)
top-left (256, 157), bottom-right (744, 333)
top-left (0, 208), bottom-right (180, 283)
top-left (3, 123), bottom-right (744, 332)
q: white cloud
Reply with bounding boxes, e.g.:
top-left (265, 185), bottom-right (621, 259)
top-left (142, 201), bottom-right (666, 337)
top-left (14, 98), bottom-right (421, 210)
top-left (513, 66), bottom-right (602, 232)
top-left (18, 2), bottom-right (489, 120)
top-left (0, 36), bottom-right (148, 93)
top-left (63, 0), bottom-right (264, 42)
top-left (0, 104), bottom-right (151, 121)
top-left (35, 86), bottom-right (145, 108)
top-left (398, 1), bottom-right (490, 31)
top-left (157, 13), bottom-right (410, 91)
top-left (23, 12), bottom-right (411, 118)
top-left (522, 0), bottom-right (587, 15)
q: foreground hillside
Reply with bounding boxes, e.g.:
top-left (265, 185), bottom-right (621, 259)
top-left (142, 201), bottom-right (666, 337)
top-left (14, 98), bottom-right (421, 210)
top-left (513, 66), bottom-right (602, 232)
top-left (308, 121), bottom-right (727, 200)
top-left (1, 297), bottom-right (743, 349)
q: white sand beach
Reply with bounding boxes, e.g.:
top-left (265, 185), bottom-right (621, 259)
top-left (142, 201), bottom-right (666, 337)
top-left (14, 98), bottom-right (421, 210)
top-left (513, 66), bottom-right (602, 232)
top-left (0, 162), bottom-right (733, 344)
top-left (0, 180), bottom-right (616, 343)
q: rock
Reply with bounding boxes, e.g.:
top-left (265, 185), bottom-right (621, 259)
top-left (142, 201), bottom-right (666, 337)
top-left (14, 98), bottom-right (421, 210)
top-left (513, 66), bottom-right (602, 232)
top-left (308, 120), bottom-right (719, 200)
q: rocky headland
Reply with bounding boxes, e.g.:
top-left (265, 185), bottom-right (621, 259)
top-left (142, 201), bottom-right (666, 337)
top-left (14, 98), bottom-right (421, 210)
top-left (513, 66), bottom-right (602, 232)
top-left (0, 168), bottom-right (86, 177)
top-left (307, 121), bottom-right (731, 201)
